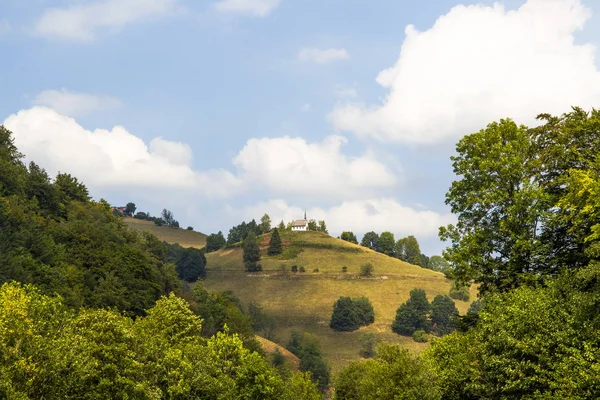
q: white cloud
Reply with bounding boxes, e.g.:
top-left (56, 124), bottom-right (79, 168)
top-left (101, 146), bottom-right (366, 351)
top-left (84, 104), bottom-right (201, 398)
top-left (3, 107), bottom-right (241, 197)
top-left (34, 0), bottom-right (180, 41)
top-left (330, 0), bottom-right (600, 144)
top-left (233, 135), bottom-right (398, 199)
top-left (241, 199), bottom-right (455, 239)
top-left (33, 89), bottom-right (123, 117)
top-left (214, 0), bottom-right (279, 17)
top-left (3, 108), bottom-right (397, 201)
top-left (298, 47), bottom-right (350, 64)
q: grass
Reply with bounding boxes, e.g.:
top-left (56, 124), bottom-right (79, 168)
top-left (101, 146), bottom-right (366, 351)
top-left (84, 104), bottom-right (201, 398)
top-left (204, 230), bottom-right (477, 374)
top-left (123, 217), bottom-right (207, 249)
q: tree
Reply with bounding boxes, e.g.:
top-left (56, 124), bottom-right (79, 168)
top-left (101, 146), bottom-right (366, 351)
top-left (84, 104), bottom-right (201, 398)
top-left (166, 243), bottom-right (207, 282)
top-left (289, 333), bottom-right (331, 392)
top-left (124, 202), bottom-right (136, 217)
top-left (361, 231), bottom-right (379, 251)
top-left (334, 344), bottom-right (440, 400)
top-left (307, 219), bottom-right (318, 231)
top-left (340, 231), bottom-right (358, 244)
top-left (392, 288), bottom-right (430, 335)
top-left (359, 263), bottom-right (374, 277)
top-left (358, 332), bottom-right (379, 358)
top-left (419, 253), bottom-right (430, 268)
top-left (161, 208), bottom-right (175, 226)
top-left (430, 295), bottom-right (458, 335)
top-left (243, 232), bottom-right (261, 272)
top-left (206, 231), bottom-right (226, 253)
top-left (395, 236), bottom-right (422, 264)
top-left (330, 296), bottom-right (360, 332)
top-left (318, 220), bottom-right (328, 234)
top-left (428, 255), bottom-right (450, 273)
top-left (378, 231), bottom-right (395, 256)
top-left (268, 228), bottom-right (283, 256)
top-left (278, 220), bottom-right (285, 230)
top-left (260, 213), bottom-right (272, 233)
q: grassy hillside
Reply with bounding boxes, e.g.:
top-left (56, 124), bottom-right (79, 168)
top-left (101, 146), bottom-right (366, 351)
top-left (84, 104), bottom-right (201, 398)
top-left (123, 217), bottom-right (207, 249)
top-left (204, 230), bottom-right (476, 373)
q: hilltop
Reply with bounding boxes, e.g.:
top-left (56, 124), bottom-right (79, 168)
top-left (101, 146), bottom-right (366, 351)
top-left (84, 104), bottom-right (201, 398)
top-left (123, 217), bottom-right (208, 248)
top-left (203, 230), bottom-right (476, 373)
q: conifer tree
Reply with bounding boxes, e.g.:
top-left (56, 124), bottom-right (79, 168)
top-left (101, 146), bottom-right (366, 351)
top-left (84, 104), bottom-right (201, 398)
top-left (268, 228), bottom-right (283, 256)
top-left (243, 232), bottom-right (262, 272)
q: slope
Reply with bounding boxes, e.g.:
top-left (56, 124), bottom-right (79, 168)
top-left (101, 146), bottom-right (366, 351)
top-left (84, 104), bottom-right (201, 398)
top-left (123, 217), bottom-right (207, 248)
top-left (204, 230), bottom-right (476, 373)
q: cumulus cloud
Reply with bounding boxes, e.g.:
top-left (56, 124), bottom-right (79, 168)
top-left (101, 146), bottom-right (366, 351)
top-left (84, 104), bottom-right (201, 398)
top-left (3, 108), bottom-right (397, 201)
top-left (34, 0), bottom-right (180, 41)
top-left (3, 107), bottom-right (241, 197)
top-left (214, 0), bottom-right (280, 17)
top-left (233, 135), bottom-right (398, 199)
top-left (241, 199), bottom-right (455, 239)
top-left (330, 0), bottom-right (600, 144)
top-left (33, 89), bottom-right (123, 117)
top-left (298, 48), bottom-right (350, 64)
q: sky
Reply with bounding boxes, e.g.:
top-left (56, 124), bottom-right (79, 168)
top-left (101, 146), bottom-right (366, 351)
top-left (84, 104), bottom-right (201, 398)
top-left (1, 0), bottom-right (600, 255)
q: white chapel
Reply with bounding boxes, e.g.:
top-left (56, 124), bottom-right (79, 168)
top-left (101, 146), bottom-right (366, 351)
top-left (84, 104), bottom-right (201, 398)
top-left (291, 211), bottom-right (308, 231)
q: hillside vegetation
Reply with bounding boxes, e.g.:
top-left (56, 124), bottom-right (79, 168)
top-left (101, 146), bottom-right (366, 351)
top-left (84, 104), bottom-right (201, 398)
top-left (123, 216), bottom-right (207, 248)
top-left (204, 230), bottom-right (476, 372)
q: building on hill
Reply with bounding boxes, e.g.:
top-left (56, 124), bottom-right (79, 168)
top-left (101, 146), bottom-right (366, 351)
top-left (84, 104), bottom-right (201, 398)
top-left (292, 210), bottom-right (308, 231)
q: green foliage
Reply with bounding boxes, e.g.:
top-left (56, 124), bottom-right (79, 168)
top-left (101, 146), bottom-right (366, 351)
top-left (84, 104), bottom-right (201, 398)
top-left (206, 231), bottom-right (226, 253)
top-left (278, 220), bottom-right (285, 230)
top-left (360, 231), bottom-right (379, 251)
top-left (165, 242), bottom-right (207, 282)
top-left (0, 282), bottom-right (319, 399)
top-left (287, 332), bottom-right (331, 392)
top-left (124, 202), bottom-right (136, 217)
top-left (186, 226), bottom-right (193, 230)
top-left (448, 281), bottom-right (470, 301)
top-left (260, 213), bottom-right (272, 233)
top-left (268, 228), bottom-right (283, 255)
top-left (395, 236), bottom-right (422, 265)
top-left (330, 296), bottom-right (375, 332)
top-left (427, 255), bottom-right (450, 273)
top-left (299, 266), bottom-right (306, 272)
top-left (359, 263), bottom-right (374, 277)
top-left (378, 231), bottom-right (395, 256)
top-left (334, 343), bottom-right (440, 400)
top-left (413, 329), bottom-right (428, 343)
top-left (313, 268), bottom-right (319, 273)
top-left (243, 232), bottom-right (262, 272)
top-left (247, 301), bottom-right (276, 340)
top-left (291, 265), bottom-right (298, 273)
top-left (392, 289), bottom-right (431, 336)
top-left (307, 219), bottom-right (318, 231)
top-left (226, 220), bottom-right (262, 245)
top-left (342, 266), bottom-right (348, 273)
top-left (318, 220), bottom-right (328, 234)
top-left (340, 231), bottom-right (358, 244)
top-left (358, 332), bottom-right (379, 358)
top-left (430, 295), bottom-right (458, 335)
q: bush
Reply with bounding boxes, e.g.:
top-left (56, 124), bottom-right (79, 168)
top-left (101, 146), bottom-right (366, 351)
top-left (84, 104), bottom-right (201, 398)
top-left (449, 282), bottom-right (470, 301)
top-left (430, 295), bottom-right (458, 335)
top-left (313, 268), bottom-right (319, 273)
top-left (342, 266), bottom-right (348, 273)
top-left (413, 329), bottom-right (428, 343)
top-left (299, 266), bottom-right (306, 272)
top-left (330, 296), bottom-right (375, 332)
top-left (359, 332), bottom-right (379, 358)
top-left (187, 226), bottom-right (194, 231)
top-left (291, 265), bottom-right (298, 273)
top-left (360, 263), bottom-right (374, 277)
top-left (392, 288), bottom-right (431, 336)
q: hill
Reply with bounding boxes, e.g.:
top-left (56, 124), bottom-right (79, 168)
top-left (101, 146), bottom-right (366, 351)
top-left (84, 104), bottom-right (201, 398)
top-left (203, 230), bottom-right (476, 373)
top-left (123, 217), bottom-right (208, 248)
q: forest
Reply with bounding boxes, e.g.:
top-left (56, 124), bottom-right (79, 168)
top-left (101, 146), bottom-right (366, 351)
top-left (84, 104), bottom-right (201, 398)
top-left (2, 106), bottom-right (600, 399)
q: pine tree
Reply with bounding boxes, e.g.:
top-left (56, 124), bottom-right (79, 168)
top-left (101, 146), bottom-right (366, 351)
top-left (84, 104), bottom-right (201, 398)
top-left (268, 228), bottom-right (283, 256)
top-left (278, 220), bottom-right (285, 230)
top-left (243, 232), bottom-right (262, 272)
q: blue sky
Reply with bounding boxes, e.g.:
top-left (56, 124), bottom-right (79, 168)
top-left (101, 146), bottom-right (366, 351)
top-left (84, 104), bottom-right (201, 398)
top-left (2, 0), bottom-right (600, 255)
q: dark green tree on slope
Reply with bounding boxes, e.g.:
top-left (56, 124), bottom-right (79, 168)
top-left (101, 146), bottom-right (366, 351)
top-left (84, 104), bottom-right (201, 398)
top-left (243, 232), bottom-right (261, 272)
top-left (268, 228), bottom-right (283, 255)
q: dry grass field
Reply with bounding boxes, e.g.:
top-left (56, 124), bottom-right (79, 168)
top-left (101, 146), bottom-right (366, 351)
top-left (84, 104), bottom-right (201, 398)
top-left (204, 230), bottom-right (477, 373)
top-left (123, 217), bottom-right (207, 248)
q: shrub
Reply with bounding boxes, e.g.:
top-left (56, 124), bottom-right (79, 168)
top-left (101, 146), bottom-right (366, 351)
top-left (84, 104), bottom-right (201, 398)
top-left (291, 265), bottom-right (298, 273)
top-left (360, 263), bottom-right (374, 277)
top-left (313, 268), bottom-right (319, 273)
top-left (342, 266), bottom-right (348, 273)
top-left (430, 295), bottom-right (458, 335)
top-left (330, 296), bottom-right (375, 332)
top-left (359, 332), bottom-right (379, 358)
top-left (392, 288), bottom-right (431, 336)
top-left (413, 329), bottom-right (428, 343)
top-left (299, 266), bottom-right (306, 272)
top-left (449, 282), bottom-right (470, 301)
top-left (186, 226), bottom-right (194, 231)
